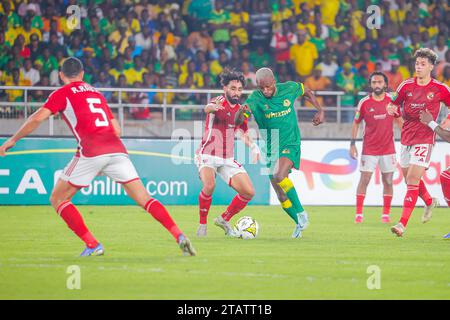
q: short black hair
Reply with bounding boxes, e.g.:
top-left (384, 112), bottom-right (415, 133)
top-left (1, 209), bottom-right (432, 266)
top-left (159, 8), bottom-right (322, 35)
top-left (219, 68), bottom-right (245, 87)
top-left (369, 71), bottom-right (388, 85)
top-left (61, 57), bottom-right (84, 78)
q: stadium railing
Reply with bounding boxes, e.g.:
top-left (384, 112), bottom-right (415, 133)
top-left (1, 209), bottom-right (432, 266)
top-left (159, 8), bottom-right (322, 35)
top-left (0, 86), bottom-right (364, 135)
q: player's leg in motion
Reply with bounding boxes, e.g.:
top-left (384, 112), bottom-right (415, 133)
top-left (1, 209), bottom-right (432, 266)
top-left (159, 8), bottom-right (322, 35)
top-left (122, 179), bottom-right (196, 256)
top-left (214, 173), bottom-right (254, 236)
top-left (197, 167), bottom-right (215, 237)
top-left (440, 168), bottom-right (450, 207)
top-left (441, 169), bottom-right (450, 239)
top-left (419, 178), bottom-right (439, 223)
top-left (50, 179), bottom-right (104, 256)
top-left (354, 172), bottom-right (372, 224)
top-left (271, 157), bottom-right (308, 238)
top-left (391, 165), bottom-right (426, 237)
top-left (381, 172), bottom-right (394, 223)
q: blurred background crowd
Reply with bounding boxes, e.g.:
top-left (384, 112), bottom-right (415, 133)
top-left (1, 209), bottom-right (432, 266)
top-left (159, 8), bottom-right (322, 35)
top-left (0, 0), bottom-right (449, 121)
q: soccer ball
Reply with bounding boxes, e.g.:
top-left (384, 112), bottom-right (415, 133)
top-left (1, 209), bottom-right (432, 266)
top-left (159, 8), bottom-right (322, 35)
top-left (234, 216), bottom-right (259, 239)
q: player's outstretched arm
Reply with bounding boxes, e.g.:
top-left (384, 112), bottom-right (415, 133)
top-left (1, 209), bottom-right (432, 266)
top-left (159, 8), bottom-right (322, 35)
top-left (0, 107), bottom-right (52, 156)
top-left (204, 96), bottom-right (225, 114)
top-left (386, 102), bottom-right (400, 117)
top-left (238, 130), bottom-right (261, 163)
top-left (235, 104), bottom-right (249, 126)
top-left (420, 109), bottom-right (450, 143)
top-left (303, 87), bottom-right (324, 126)
top-left (349, 121), bottom-right (359, 160)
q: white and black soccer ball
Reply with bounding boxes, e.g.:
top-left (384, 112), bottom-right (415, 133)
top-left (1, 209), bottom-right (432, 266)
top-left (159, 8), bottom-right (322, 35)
top-left (234, 216), bottom-right (259, 239)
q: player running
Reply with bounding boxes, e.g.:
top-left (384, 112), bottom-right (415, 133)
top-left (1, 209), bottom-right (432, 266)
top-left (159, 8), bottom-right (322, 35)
top-left (195, 69), bottom-right (260, 237)
top-left (419, 109), bottom-right (450, 239)
top-left (235, 67), bottom-right (324, 238)
top-left (350, 72), bottom-right (403, 224)
top-left (0, 57), bottom-right (196, 256)
top-left (387, 48), bottom-right (450, 237)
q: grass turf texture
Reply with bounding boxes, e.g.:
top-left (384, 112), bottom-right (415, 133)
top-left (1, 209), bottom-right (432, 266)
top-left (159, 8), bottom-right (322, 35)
top-left (0, 205), bottom-right (449, 299)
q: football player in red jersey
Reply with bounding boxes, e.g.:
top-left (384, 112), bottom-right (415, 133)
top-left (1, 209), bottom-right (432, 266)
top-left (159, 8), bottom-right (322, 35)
top-left (350, 72), bottom-right (403, 224)
top-left (195, 70), bottom-right (260, 237)
top-left (387, 48), bottom-right (450, 237)
top-left (0, 57), bottom-right (196, 256)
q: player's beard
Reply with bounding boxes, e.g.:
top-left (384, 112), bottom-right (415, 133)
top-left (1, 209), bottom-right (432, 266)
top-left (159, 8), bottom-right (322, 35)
top-left (226, 93), bottom-right (241, 105)
top-left (373, 87), bottom-right (385, 96)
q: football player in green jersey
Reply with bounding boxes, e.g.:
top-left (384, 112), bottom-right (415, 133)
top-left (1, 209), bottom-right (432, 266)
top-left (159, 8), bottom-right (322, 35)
top-left (235, 67), bottom-right (324, 238)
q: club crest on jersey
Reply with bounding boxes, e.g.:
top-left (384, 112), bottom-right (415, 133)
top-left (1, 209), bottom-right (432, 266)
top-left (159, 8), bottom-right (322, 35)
top-left (283, 99), bottom-right (291, 107)
top-left (264, 104), bottom-right (269, 110)
top-left (427, 92), bottom-right (434, 100)
top-left (281, 149), bottom-right (290, 154)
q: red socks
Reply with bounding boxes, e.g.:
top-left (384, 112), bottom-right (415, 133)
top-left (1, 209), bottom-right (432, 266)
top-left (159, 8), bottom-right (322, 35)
top-left (441, 171), bottom-right (450, 206)
top-left (57, 201), bottom-right (98, 249)
top-left (383, 195), bottom-right (393, 215)
top-left (199, 191), bottom-right (212, 224)
top-left (356, 194), bottom-right (365, 215)
top-left (222, 194), bottom-right (252, 221)
top-left (418, 180), bottom-right (433, 206)
top-left (145, 198), bottom-right (182, 241)
top-left (399, 184), bottom-right (419, 227)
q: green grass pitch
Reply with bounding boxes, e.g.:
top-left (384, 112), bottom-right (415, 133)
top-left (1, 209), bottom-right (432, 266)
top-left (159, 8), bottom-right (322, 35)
top-left (0, 205), bottom-right (449, 299)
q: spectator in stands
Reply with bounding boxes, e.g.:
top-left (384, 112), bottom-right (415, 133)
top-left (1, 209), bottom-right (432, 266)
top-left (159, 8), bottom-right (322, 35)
top-left (135, 25), bottom-right (153, 51)
top-left (386, 60), bottom-right (404, 91)
top-left (434, 34), bottom-right (448, 63)
top-left (304, 66), bottom-right (332, 107)
top-left (271, 20), bottom-right (296, 65)
top-left (249, 44), bottom-right (271, 70)
top-left (186, 23), bottom-right (214, 55)
top-left (124, 55), bottom-right (148, 84)
top-left (35, 47), bottom-right (58, 76)
top-left (179, 60), bottom-right (204, 88)
top-left (336, 62), bottom-right (365, 123)
top-left (21, 58), bottom-right (40, 86)
top-left (242, 61), bottom-right (256, 89)
top-left (290, 30), bottom-right (318, 79)
top-left (230, 2), bottom-right (249, 46)
top-left (209, 0), bottom-right (231, 44)
top-left (249, 1), bottom-right (271, 49)
top-left (317, 51), bottom-right (339, 79)
top-left (5, 68), bottom-right (28, 102)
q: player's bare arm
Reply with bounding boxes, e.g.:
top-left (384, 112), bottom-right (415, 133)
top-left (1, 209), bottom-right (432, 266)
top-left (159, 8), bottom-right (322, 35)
top-left (111, 118), bottom-right (121, 137)
top-left (0, 107), bottom-right (52, 156)
top-left (419, 109), bottom-right (450, 142)
top-left (238, 129), bottom-right (261, 163)
top-left (349, 120), bottom-right (359, 160)
top-left (205, 96), bottom-right (225, 113)
top-left (303, 87), bottom-right (324, 126)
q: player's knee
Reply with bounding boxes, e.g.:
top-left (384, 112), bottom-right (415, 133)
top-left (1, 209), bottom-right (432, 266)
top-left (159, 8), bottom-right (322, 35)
top-left (202, 181), bottom-right (215, 195)
top-left (49, 193), bottom-right (63, 210)
top-left (241, 187), bottom-right (255, 200)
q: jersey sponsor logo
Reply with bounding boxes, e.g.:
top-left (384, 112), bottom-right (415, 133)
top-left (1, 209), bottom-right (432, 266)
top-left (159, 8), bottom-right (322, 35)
top-left (410, 103), bottom-right (425, 108)
top-left (373, 114), bottom-right (387, 120)
top-left (283, 99), bottom-right (291, 107)
top-left (426, 92), bottom-right (435, 100)
top-left (264, 107), bottom-right (292, 119)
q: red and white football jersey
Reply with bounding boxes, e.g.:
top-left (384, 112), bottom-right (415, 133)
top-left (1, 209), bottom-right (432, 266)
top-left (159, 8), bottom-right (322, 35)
top-left (43, 81), bottom-right (127, 157)
top-left (354, 94), bottom-right (396, 156)
top-left (392, 78), bottom-right (450, 145)
top-left (196, 95), bottom-right (248, 159)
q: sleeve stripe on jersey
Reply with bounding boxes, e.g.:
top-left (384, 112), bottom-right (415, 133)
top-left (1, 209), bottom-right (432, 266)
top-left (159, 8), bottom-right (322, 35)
top-left (300, 82), bottom-right (305, 96)
top-left (356, 95), bottom-right (370, 111)
top-left (395, 79), bottom-right (414, 93)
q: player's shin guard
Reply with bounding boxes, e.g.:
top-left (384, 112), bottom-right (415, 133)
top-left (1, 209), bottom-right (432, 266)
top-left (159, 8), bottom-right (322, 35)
top-left (383, 194), bottom-right (393, 215)
top-left (280, 199), bottom-right (299, 223)
top-left (278, 177), bottom-right (305, 214)
top-left (418, 180), bottom-right (433, 206)
top-left (222, 194), bottom-right (252, 221)
top-left (356, 194), bottom-right (365, 215)
top-left (56, 200), bottom-right (99, 249)
top-left (399, 185), bottom-right (420, 227)
top-left (199, 191), bottom-right (212, 224)
top-left (440, 171), bottom-right (450, 206)
top-left (145, 198), bottom-right (182, 241)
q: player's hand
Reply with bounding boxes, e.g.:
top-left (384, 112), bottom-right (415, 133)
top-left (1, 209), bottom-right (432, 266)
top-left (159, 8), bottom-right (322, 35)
top-left (349, 144), bottom-right (358, 160)
top-left (312, 110), bottom-right (324, 126)
top-left (419, 109), bottom-right (433, 125)
top-left (0, 139), bottom-right (15, 157)
top-left (386, 103), bottom-right (399, 117)
top-left (206, 96), bottom-right (225, 113)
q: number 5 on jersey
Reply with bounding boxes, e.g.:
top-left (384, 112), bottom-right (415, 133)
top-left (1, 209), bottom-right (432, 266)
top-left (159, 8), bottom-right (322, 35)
top-left (87, 98), bottom-right (109, 127)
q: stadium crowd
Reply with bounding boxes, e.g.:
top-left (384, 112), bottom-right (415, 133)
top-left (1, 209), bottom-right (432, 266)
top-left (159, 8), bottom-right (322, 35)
top-left (0, 0), bottom-right (449, 121)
